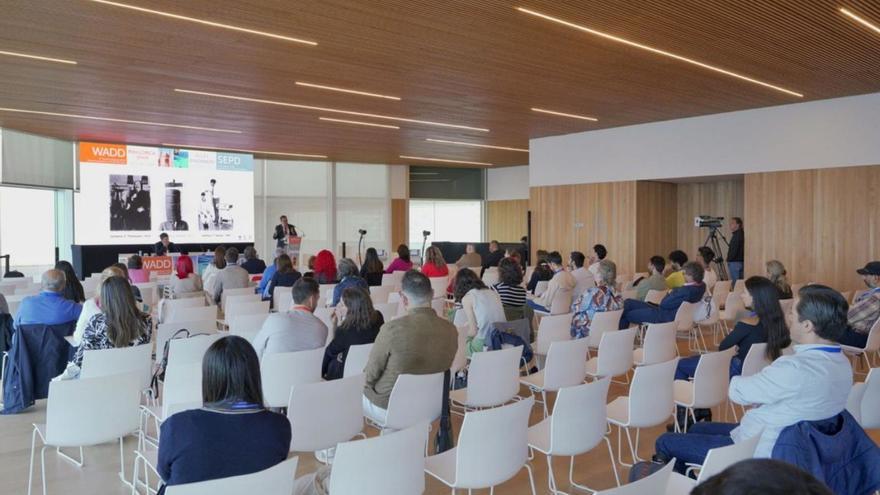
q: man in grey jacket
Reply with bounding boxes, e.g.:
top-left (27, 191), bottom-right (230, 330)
top-left (252, 277), bottom-right (328, 360)
top-left (213, 247), bottom-right (250, 305)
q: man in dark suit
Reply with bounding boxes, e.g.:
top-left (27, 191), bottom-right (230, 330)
top-left (727, 217), bottom-right (745, 282)
top-left (272, 215), bottom-right (298, 249)
top-left (619, 261), bottom-right (706, 329)
top-left (154, 232), bottom-right (176, 256)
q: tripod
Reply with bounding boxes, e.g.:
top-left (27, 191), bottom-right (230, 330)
top-left (703, 227), bottom-right (730, 281)
top-left (357, 232), bottom-right (366, 267)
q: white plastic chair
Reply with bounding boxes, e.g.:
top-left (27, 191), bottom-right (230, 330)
top-left (313, 307), bottom-right (335, 332)
top-left (328, 423), bottom-right (427, 495)
top-left (228, 313), bottom-right (271, 344)
top-left (81, 344), bottom-right (153, 393)
top-left (429, 276), bottom-right (449, 299)
top-left (520, 338), bottom-right (590, 417)
top-left (224, 293), bottom-right (261, 309)
top-left (365, 372), bottom-right (445, 433)
top-left (671, 301), bottom-right (700, 353)
top-left (528, 377), bottom-right (620, 493)
top-left (450, 325), bottom-right (470, 376)
top-left (594, 459), bottom-right (674, 495)
top-left (425, 397), bottom-right (537, 494)
top-left (273, 286), bottom-right (293, 312)
top-left (633, 322), bottom-right (676, 366)
top-left (482, 267), bottom-right (500, 286)
top-left (224, 301), bottom-right (270, 324)
top-left (343, 343), bottom-right (374, 377)
top-left (369, 285), bottom-right (394, 304)
top-left (585, 328), bottom-right (636, 383)
top-left (586, 310), bottom-right (623, 351)
top-left (287, 374), bottom-right (365, 454)
top-left (373, 302), bottom-right (400, 322)
top-left (712, 280), bottom-right (731, 308)
top-left (740, 343), bottom-right (770, 377)
top-left (219, 287), bottom-right (257, 308)
top-left (155, 321), bottom-right (218, 360)
top-left (140, 362), bottom-right (203, 446)
top-left (165, 457), bottom-right (299, 495)
top-left (450, 346), bottom-right (522, 411)
top-left (533, 313), bottom-right (573, 366)
top-left (260, 348), bottom-right (324, 408)
top-left (534, 280), bottom-right (549, 297)
top-left (381, 271), bottom-right (404, 289)
top-left (161, 297), bottom-right (206, 323)
top-left (606, 358), bottom-right (678, 466)
top-left (645, 289), bottom-right (667, 306)
top-left (168, 305), bottom-right (217, 324)
top-left (841, 318), bottom-right (880, 373)
top-left (538, 288), bottom-right (574, 317)
top-left (719, 292), bottom-right (745, 332)
top-left (28, 372), bottom-right (142, 495)
top-left (693, 300), bottom-right (720, 353)
top-left (673, 348), bottom-right (735, 432)
top-left (431, 297), bottom-right (447, 318)
top-left (167, 334), bottom-right (225, 367)
top-left (847, 367), bottom-right (880, 428)
top-left (666, 435), bottom-right (761, 494)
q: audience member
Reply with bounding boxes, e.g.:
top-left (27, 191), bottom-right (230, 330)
top-left (313, 250), bottom-right (338, 284)
top-left (363, 271), bottom-right (457, 422)
top-left (526, 249), bottom-right (553, 294)
top-left (258, 248), bottom-right (285, 298)
top-left (73, 266), bottom-right (126, 345)
top-left (569, 251), bottom-right (594, 297)
top-left (303, 255), bottom-right (317, 279)
top-left (202, 246), bottom-right (226, 298)
top-left (765, 259), bottom-right (793, 299)
top-left (492, 257), bottom-right (527, 309)
top-left (454, 243), bottom-right (482, 269)
top-left (384, 244), bottom-right (414, 273)
top-left (15, 269), bottom-right (82, 327)
top-left (54, 260), bottom-right (85, 304)
top-left (421, 246), bottom-right (449, 278)
top-left (840, 261), bottom-right (880, 347)
top-left (213, 247), bottom-right (249, 305)
top-left (697, 246), bottom-right (718, 291)
top-left (527, 251), bottom-right (575, 313)
top-left (252, 277), bottom-right (328, 360)
top-left (634, 256), bottom-right (668, 301)
top-left (653, 285), bottom-right (852, 472)
top-left (691, 459), bottom-right (834, 495)
top-left (170, 254), bottom-right (202, 296)
top-left (728, 217), bottom-right (745, 282)
top-left (665, 250), bottom-right (689, 289)
top-left (506, 248), bottom-right (523, 267)
top-left (454, 267), bottom-right (506, 356)
top-left (240, 246), bottom-right (267, 275)
top-left (359, 247), bottom-right (385, 286)
top-left (571, 260), bottom-right (623, 339)
top-left (587, 244), bottom-right (608, 283)
top-left (0, 292), bottom-right (7, 314)
top-left (481, 240), bottom-right (505, 275)
top-left (153, 232), bottom-right (176, 256)
top-left (156, 336), bottom-right (290, 495)
top-left (619, 261), bottom-right (705, 329)
top-left (332, 258), bottom-right (368, 307)
top-left (111, 262), bottom-right (143, 302)
top-left (265, 254), bottom-right (302, 307)
top-left (127, 254), bottom-right (150, 283)
top-left (71, 276), bottom-right (151, 369)
top-left (322, 288), bottom-right (385, 380)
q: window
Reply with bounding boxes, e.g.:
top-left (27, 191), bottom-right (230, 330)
top-left (335, 163), bottom-right (389, 262)
top-left (0, 186), bottom-right (57, 269)
top-left (409, 200), bottom-right (483, 253)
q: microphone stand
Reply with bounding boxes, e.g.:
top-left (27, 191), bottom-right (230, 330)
top-left (357, 232), bottom-right (365, 266)
top-left (421, 232), bottom-right (430, 265)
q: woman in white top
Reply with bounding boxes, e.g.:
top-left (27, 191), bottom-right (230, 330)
top-left (453, 268), bottom-right (506, 357)
top-left (171, 254), bottom-right (203, 295)
top-left (201, 246), bottom-right (226, 299)
top-left (698, 246), bottom-right (718, 291)
top-left (72, 265), bottom-right (127, 345)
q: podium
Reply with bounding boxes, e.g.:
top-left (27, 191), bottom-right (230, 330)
top-left (286, 235), bottom-right (303, 266)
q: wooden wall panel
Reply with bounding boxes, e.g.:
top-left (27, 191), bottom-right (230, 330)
top-left (635, 181), bottom-right (679, 268)
top-left (529, 185), bottom-right (576, 262)
top-left (676, 180), bottom-right (745, 262)
top-left (745, 165), bottom-right (880, 292)
top-left (391, 198), bottom-right (408, 249)
top-left (487, 199), bottom-right (528, 242)
top-left (573, 182), bottom-right (638, 276)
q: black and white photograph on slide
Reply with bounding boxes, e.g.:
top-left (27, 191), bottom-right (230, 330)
top-left (158, 180), bottom-right (189, 231)
top-left (109, 174), bottom-right (151, 231)
top-left (199, 178), bottom-right (234, 231)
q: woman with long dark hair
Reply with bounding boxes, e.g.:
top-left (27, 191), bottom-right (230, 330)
top-left (55, 260), bottom-right (85, 303)
top-left (359, 247), bottom-right (385, 286)
top-left (384, 244), bottom-right (414, 273)
top-left (156, 336), bottom-right (291, 494)
top-left (322, 287), bottom-right (385, 380)
top-left (454, 268), bottom-right (505, 356)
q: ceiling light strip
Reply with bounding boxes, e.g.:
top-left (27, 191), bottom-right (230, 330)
top-left (530, 107), bottom-right (598, 122)
top-left (425, 138), bottom-right (528, 152)
top-left (516, 7), bottom-right (803, 98)
top-left (296, 81), bottom-right (401, 101)
top-left (0, 50), bottom-right (77, 65)
top-left (841, 8), bottom-right (880, 36)
top-left (87, 0), bottom-right (317, 46)
top-left (0, 107), bottom-right (240, 133)
top-left (174, 88), bottom-right (489, 132)
top-left (400, 155), bottom-right (493, 166)
top-left (163, 143), bottom-right (326, 158)
top-left (319, 117), bottom-right (399, 129)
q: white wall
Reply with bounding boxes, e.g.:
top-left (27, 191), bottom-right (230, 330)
top-left (530, 92), bottom-right (880, 187)
top-left (487, 165), bottom-right (529, 200)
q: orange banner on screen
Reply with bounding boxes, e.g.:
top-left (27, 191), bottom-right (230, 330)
top-left (142, 256), bottom-right (173, 275)
top-left (79, 142), bottom-right (127, 164)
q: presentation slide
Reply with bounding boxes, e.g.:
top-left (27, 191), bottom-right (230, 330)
top-left (74, 142), bottom-right (255, 246)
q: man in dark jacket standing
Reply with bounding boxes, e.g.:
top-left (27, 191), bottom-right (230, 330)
top-left (727, 217), bottom-right (745, 282)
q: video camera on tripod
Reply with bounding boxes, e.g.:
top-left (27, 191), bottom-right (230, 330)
top-left (694, 215), bottom-right (730, 281)
top-left (694, 215), bottom-right (725, 228)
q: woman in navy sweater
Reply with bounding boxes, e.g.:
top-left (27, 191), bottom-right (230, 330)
top-left (157, 336), bottom-right (291, 494)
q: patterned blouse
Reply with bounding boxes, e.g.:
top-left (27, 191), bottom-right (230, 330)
top-left (73, 312), bottom-right (152, 367)
top-left (570, 285), bottom-right (622, 339)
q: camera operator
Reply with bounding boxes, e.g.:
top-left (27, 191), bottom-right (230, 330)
top-left (727, 217), bottom-right (745, 281)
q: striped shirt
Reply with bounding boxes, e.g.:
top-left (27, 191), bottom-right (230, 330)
top-left (492, 282), bottom-right (527, 307)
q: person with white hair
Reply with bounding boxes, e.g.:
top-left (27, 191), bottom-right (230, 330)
top-left (15, 269), bottom-right (82, 327)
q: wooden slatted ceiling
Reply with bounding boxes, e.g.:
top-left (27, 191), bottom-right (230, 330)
top-left (1, 0), bottom-right (880, 167)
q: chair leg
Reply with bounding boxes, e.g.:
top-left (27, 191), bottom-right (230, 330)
top-left (728, 400), bottom-right (739, 422)
top-left (624, 426), bottom-right (642, 464)
top-left (544, 455), bottom-right (562, 495)
top-left (56, 446), bottom-right (84, 467)
top-left (524, 463), bottom-right (538, 495)
top-left (541, 390), bottom-right (549, 419)
top-left (40, 446), bottom-right (48, 495)
top-left (28, 428), bottom-right (38, 495)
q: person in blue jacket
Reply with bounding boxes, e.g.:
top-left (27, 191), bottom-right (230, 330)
top-left (618, 261), bottom-right (706, 329)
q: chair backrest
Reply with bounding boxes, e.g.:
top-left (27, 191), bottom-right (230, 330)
top-left (374, 302), bottom-right (399, 323)
top-left (549, 377), bottom-right (611, 456)
top-left (229, 313), bottom-right (271, 343)
top-left (165, 457), bottom-right (299, 495)
top-left (712, 280), bottom-right (731, 301)
top-left (162, 296), bottom-right (206, 322)
top-left (162, 362), bottom-right (204, 419)
top-left (313, 307), bottom-right (335, 331)
top-left (639, 322), bottom-right (677, 365)
top-left (384, 372), bottom-right (445, 430)
top-left (673, 301), bottom-right (698, 331)
top-left (451, 324), bottom-right (470, 375)
top-left (549, 288), bottom-right (574, 315)
top-left (621, 289), bottom-right (638, 301)
top-left (595, 328), bottom-right (636, 378)
top-left (260, 348), bottom-right (324, 408)
top-left (288, 374), bottom-right (365, 452)
top-left (858, 368), bottom-right (880, 429)
top-left (535, 313), bottom-right (573, 355)
top-left (627, 358), bottom-right (678, 428)
top-left (431, 297), bottom-right (447, 318)
top-left (863, 318), bottom-right (880, 352)
top-left (574, 276), bottom-right (596, 299)
top-left (692, 348), bottom-right (735, 408)
top-left (369, 284), bottom-right (394, 304)
top-left (156, 320), bottom-right (219, 360)
top-left (225, 293), bottom-right (261, 309)
top-left (454, 397), bottom-right (534, 488)
top-left (319, 284), bottom-right (337, 300)
top-left (534, 280), bottom-right (549, 297)
top-left (45, 371), bottom-right (141, 446)
top-left (740, 343), bottom-right (770, 377)
top-left (134, 282), bottom-right (158, 307)
top-left (273, 286), bottom-right (293, 312)
top-left (343, 343), bottom-right (374, 377)
top-left (587, 309), bottom-right (623, 349)
top-left (722, 292), bottom-right (745, 319)
top-left (168, 333), bottom-right (225, 367)
top-left (169, 305), bottom-right (217, 324)
top-left (381, 271), bottom-right (405, 288)
top-left (429, 276), bottom-right (448, 300)
top-left (645, 289), bottom-right (667, 305)
top-left (482, 267), bottom-right (500, 286)
top-left (696, 433), bottom-right (761, 483)
top-left (595, 459), bottom-right (675, 495)
top-left (220, 287), bottom-right (256, 308)
top-left (461, 346), bottom-right (522, 407)
top-left (80, 343), bottom-right (153, 390)
top-left (225, 301), bottom-right (270, 321)
top-left (329, 423), bottom-right (427, 495)
top-left (543, 338), bottom-right (590, 391)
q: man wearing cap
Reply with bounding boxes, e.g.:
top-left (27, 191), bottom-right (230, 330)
top-left (841, 261), bottom-right (880, 347)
